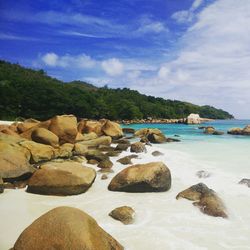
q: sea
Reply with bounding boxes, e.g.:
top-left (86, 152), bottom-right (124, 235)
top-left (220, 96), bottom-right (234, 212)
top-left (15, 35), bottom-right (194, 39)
top-left (0, 120), bottom-right (250, 250)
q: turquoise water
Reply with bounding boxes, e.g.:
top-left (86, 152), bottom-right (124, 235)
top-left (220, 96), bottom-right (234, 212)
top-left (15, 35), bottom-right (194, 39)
top-left (123, 120), bottom-right (250, 175)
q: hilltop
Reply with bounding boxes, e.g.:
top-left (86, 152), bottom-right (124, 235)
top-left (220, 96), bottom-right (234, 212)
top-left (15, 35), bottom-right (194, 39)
top-left (0, 60), bottom-right (234, 120)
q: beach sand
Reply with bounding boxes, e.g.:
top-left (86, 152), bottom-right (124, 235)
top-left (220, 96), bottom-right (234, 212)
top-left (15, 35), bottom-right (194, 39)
top-left (1, 142), bottom-right (250, 250)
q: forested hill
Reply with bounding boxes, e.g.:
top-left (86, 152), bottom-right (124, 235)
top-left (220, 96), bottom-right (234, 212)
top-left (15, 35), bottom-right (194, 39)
top-left (0, 60), bottom-right (234, 120)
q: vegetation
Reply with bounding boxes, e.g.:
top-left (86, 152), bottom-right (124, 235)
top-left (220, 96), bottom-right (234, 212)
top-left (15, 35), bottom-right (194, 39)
top-left (0, 60), bottom-right (234, 120)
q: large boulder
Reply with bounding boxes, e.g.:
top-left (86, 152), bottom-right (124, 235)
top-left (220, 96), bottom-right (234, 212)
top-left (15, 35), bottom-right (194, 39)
top-left (147, 133), bottom-right (166, 143)
top-left (27, 162), bottom-right (96, 195)
top-left (130, 142), bottom-right (146, 153)
top-left (242, 125), bottom-right (250, 135)
top-left (203, 127), bottom-right (215, 134)
top-left (77, 136), bottom-right (112, 147)
top-left (134, 128), bottom-right (162, 137)
top-left (31, 128), bottom-right (59, 147)
top-left (109, 206), bottom-right (135, 225)
top-left (12, 206), bottom-right (124, 250)
top-left (186, 114), bottom-right (201, 124)
top-left (19, 141), bottom-right (56, 163)
top-left (48, 115), bottom-right (78, 144)
top-left (102, 120), bottom-right (123, 139)
top-left (0, 135), bottom-right (34, 181)
top-left (108, 162), bottom-right (171, 192)
top-left (227, 127), bottom-right (243, 135)
top-left (176, 183), bottom-right (227, 218)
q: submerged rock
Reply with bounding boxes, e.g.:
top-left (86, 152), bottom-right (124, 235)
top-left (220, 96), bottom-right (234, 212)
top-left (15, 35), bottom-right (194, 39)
top-left (238, 178), bottom-right (250, 187)
top-left (27, 162), bottom-right (96, 196)
top-left (196, 170), bottom-right (211, 178)
top-left (152, 151), bottom-right (164, 157)
top-left (109, 206), bottom-right (135, 225)
top-left (176, 183), bottom-right (227, 218)
top-left (13, 206), bottom-right (124, 250)
top-left (108, 162), bottom-right (171, 192)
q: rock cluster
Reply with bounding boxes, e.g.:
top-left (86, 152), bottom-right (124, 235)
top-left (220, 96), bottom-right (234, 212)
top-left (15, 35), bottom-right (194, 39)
top-left (0, 115), bottom-right (123, 195)
top-left (228, 125), bottom-right (250, 135)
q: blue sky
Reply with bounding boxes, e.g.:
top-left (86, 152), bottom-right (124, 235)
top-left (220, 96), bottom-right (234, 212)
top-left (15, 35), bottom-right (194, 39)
top-left (1, 0), bottom-right (250, 118)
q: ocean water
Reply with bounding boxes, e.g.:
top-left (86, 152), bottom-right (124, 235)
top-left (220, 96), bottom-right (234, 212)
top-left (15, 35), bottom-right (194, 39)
top-left (0, 120), bottom-right (250, 250)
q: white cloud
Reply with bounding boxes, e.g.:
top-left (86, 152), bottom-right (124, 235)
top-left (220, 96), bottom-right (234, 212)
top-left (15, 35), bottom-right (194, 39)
top-left (171, 0), bottom-right (204, 23)
top-left (42, 53), bottom-right (58, 66)
top-left (137, 21), bottom-right (168, 34)
top-left (0, 32), bottom-right (38, 41)
top-left (41, 53), bottom-right (96, 68)
top-left (136, 0), bottom-right (250, 118)
top-left (101, 58), bottom-right (124, 76)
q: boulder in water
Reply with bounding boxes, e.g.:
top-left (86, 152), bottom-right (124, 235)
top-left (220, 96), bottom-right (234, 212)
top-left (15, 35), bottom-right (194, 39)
top-left (108, 162), bottom-right (171, 192)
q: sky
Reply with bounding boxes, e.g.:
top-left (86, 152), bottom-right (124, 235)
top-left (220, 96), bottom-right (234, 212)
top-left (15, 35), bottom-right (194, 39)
top-left (0, 0), bottom-right (250, 118)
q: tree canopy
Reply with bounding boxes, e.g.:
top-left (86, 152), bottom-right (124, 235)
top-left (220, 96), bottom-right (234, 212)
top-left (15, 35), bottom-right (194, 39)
top-left (0, 60), bottom-right (234, 120)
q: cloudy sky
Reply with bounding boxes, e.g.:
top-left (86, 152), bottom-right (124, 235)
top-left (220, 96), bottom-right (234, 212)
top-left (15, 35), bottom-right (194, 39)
top-left (1, 0), bottom-right (250, 118)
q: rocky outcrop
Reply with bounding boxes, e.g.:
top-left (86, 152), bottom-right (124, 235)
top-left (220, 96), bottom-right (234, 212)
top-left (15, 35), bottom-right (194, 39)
top-left (27, 162), bottom-right (96, 195)
top-left (186, 114), bottom-right (201, 124)
top-left (102, 120), bottom-right (123, 139)
top-left (31, 128), bottom-right (59, 147)
top-left (48, 115), bottom-right (78, 144)
top-left (238, 178), bottom-right (250, 187)
top-left (134, 128), bottom-right (167, 144)
top-left (130, 142), bottom-right (146, 153)
top-left (56, 143), bottom-right (74, 158)
top-left (109, 206), bottom-right (135, 225)
top-left (203, 127), bottom-right (224, 135)
top-left (227, 125), bottom-right (250, 135)
top-left (12, 206), bottom-right (124, 250)
top-left (176, 183), bottom-right (227, 218)
top-left (108, 162), bottom-right (171, 192)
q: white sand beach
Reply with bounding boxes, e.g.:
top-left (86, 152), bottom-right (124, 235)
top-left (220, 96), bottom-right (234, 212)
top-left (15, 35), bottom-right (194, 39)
top-left (1, 141), bottom-right (250, 250)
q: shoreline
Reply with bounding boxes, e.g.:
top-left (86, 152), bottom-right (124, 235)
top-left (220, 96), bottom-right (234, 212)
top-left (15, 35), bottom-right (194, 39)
top-left (1, 135), bottom-right (250, 249)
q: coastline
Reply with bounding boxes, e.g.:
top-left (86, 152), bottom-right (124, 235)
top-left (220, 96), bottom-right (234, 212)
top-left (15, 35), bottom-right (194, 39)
top-left (1, 132), bottom-right (250, 249)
